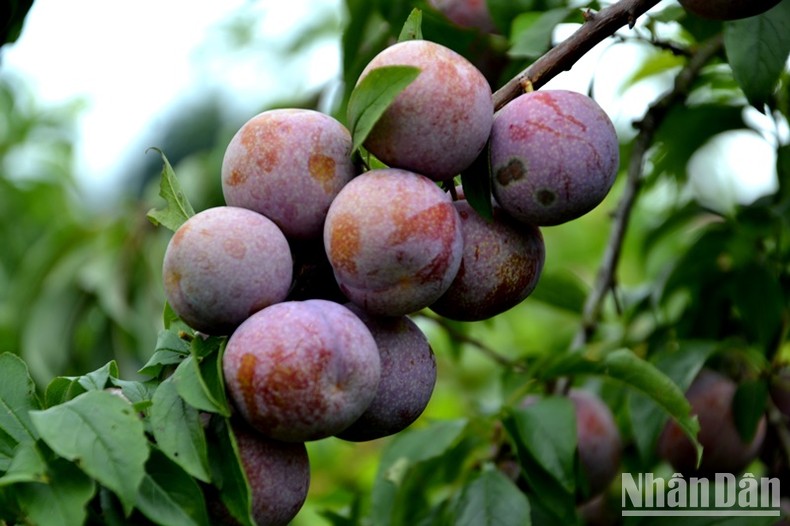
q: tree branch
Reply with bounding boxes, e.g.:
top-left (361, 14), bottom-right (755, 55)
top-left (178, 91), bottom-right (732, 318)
top-left (572, 34), bottom-right (724, 350)
top-left (492, 0), bottom-right (663, 111)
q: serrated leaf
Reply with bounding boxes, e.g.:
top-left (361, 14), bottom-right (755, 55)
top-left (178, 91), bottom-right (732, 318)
top-left (172, 354), bottom-right (230, 416)
top-left (146, 148), bottom-right (195, 232)
top-left (347, 65), bottom-right (421, 152)
top-left (150, 378), bottom-right (211, 483)
top-left (0, 441), bottom-right (48, 487)
top-left (602, 348), bottom-right (702, 466)
top-left (724, 1), bottom-right (790, 109)
top-left (733, 379), bottom-right (769, 443)
top-left (454, 468), bottom-right (531, 526)
top-left (507, 397), bottom-right (577, 493)
top-left (206, 415), bottom-right (254, 526)
top-left (136, 447), bottom-right (211, 526)
top-left (29, 390), bottom-right (149, 515)
top-left (0, 353), bottom-right (40, 446)
top-left (398, 8), bottom-right (423, 41)
top-left (14, 458), bottom-right (95, 526)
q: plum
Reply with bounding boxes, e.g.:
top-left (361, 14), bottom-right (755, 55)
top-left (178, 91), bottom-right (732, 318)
top-left (222, 300), bottom-right (381, 443)
top-left (657, 369), bottom-right (767, 475)
top-left (679, 0), bottom-right (782, 20)
top-left (209, 422), bottom-right (310, 526)
top-left (161, 206), bottom-right (292, 335)
top-left (336, 304), bottom-right (437, 441)
top-left (490, 89), bottom-right (619, 226)
top-left (430, 199), bottom-right (545, 321)
top-left (357, 40), bottom-right (493, 181)
top-left (222, 108), bottom-right (355, 239)
top-left (428, 0), bottom-right (498, 33)
top-left (323, 168), bottom-right (464, 316)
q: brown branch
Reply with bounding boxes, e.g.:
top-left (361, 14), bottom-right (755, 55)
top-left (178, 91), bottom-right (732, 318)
top-left (492, 0), bottom-right (663, 111)
top-left (572, 34), bottom-right (724, 350)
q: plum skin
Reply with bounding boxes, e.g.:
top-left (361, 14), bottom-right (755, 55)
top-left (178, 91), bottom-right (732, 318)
top-left (428, 0), bottom-right (498, 33)
top-left (207, 422), bottom-right (310, 526)
top-left (490, 89), bottom-right (619, 226)
top-left (336, 304), bottom-right (437, 442)
top-left (357, 40), bottom-right (493, 181)
top-left (221, 108), bottom-right (355, 240)
top-left (430, 200), bottom-right (545, 321)
top-left (323, 168), bottom-right (464, 317)
top-left (679, 0), bottom-right (782, 20)
top-left (161, 206), bottom-right (292, 335)
top-left (222, 300), bottom-right (381, 443)
top-left (657, 369), bottom-right (767, 475)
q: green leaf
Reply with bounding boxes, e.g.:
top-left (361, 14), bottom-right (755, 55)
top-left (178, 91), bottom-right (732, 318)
top-left (724, 1), bottom-right (790, 109)
top-left (506, 397), bottom-right (576, 492)
top-left (371, 419), bottom-right (467, 526)
top-left (0, 353), bottom-right (40, 446)
top-left (0, 441), bottom-right (48, 487)
top-left (136, 447), bottom-right (211, 526)
top-left (508, 9), bottom-right (571, 59)
top-left (733, 378), bottom-right (769, 443)
top-left (146, 148), bottom-right (195, 232)
top-left (603, 349), bottom-right (702, 466)
top-left (487, 0), bottom-right (538, 35)
top-left (14, 458), bottom-right (95, 526)
top-left (139, 329), bottom-right (192, 377)
top-left (29, 390), bottom-right (149, 515)
top-left (454, 468), bottom-right (531, 526)
top-left (529, 269), bottom-right (588, 314)
top-left (150, 378), bottom-right (211, 483)
top-left (628, 341), bottom-right (717, 464)
top-left (77, 360), bottom-right (119, 391)
top-left (398, 8), bottom-right (423, 42)
top-left (347, 65), bottom-right (421, 152)
top-left (730, 263), bottom-right (785, 347)
top-left (460, 146), bottom-right (494, 221)
top-left (205, 415), bottom-right (254, 526)
top-left (43, 377), bottom-right (86, 408)
top-left (172, 354), bottom-right (230, 416)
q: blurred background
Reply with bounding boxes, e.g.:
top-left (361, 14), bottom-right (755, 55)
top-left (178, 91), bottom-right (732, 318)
top-left (1, 0), bottom-right (787, 523)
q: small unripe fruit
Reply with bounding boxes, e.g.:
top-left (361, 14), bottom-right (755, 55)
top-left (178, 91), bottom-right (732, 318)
top-left (222, 109), bottom-right (355, 240)
top-left (358, 40), bottom-right (494, 181)
top-left (430, 200), bottom-right (545, 321)
top-left (490, 90), bottom-right (619, 226)
top-left (162, 207), bottom-right (292, 335)
top-left (222, 300), bottom-right (381, 442)
top-left (323, 169), bottom-right (464, 316)
top-left (336, 304), bottom-right (437, 442)
top-left (678, 0), bottom-right (782, 20)
top-left (657, 369), bottom-right (767, 475)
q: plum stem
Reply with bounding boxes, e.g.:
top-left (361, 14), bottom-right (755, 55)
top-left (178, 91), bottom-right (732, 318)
top-left (492, 0), bottom-right (663, 111)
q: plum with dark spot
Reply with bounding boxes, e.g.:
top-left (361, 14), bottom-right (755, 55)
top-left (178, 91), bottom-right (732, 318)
top-left (679, 0), bottom-right (781, 20)
top-left (490, 90), bottom-right (619, 226)
top-left (336, 304), bottom-right (437, 441)
top-left (222, 108), bottom-right (355, 239)
top-left (657, 369), bottom-right (767, 475)
top-left (208, 421), bottom-right (310, 526)
top-left (428, 0), bottom-right (497, 33)
top-left (222, 300), bottom-right (381, 442)
top-left (430, 199), bottom-right (545, 321)
top-left (357, 40), bottom-right (493, 181)
top-left (162, 206), bottom-right (292, 335)
top-left (323, 169), bottom-right (464, 316)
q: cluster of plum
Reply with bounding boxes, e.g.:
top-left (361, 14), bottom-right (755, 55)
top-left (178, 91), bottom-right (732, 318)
top-left (160, 31), bottom-right (620, 524)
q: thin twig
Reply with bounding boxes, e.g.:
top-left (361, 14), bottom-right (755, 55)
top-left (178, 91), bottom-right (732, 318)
top-left (416, 312), bottom-right (521, 369)
top-left (493, 0), bottom-right (664, 111)
top-left (572, 34), bottom-right (724, 350)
